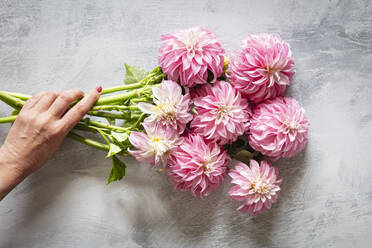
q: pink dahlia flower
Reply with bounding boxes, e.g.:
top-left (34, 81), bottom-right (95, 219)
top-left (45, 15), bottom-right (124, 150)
top-left (190, 81), bottom-right (252, 145)
top-left (128, 123), bottom-right (183, 168)
top-left (229, 160), bottom-right (282, 215)
top-left (189, 82), bottom-right (214, 99)
top-left (159, 27), bottom-right (225, 87)
top-left (249, 97), bottom-right (309, 160)
top-left (167, 133), bottom-right (230, 198)
top-left (138, 80), bottom-right (193, 134)
top-left (229, 34), bottom-right (295, 103)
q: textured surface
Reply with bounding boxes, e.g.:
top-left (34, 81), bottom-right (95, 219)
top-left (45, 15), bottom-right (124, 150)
top-left (1, 0), bottom-right (372, 247)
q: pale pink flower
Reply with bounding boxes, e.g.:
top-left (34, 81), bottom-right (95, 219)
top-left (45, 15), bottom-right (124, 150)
top-left (229, 34), bottom-right (295, 103)
top-left (190, 81), bottom-right (252, 145)
top-left (249, 97), bottom-right (309, 160)
top-left (159, 27), bottom-right (225, 87)
top-left (138, 80), bottom-right (192, 134)
top-left (229, 160), bottom-right (282, 215)
top-left (167, 133), bottom-right (230, 198)
top-left (128, 123), bottom-right (183, 168)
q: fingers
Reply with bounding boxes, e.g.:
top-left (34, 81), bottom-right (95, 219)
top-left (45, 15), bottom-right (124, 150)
top-left (22, 91), bottom-right (47, 110)
top-left (33, 91), bottom-right (58, 112)
top-left (49, 89), bottom-right (84, 117)
top-left (60, 88), bottom-right (101, 131)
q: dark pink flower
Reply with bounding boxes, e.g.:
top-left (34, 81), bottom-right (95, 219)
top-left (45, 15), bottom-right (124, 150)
top-left (190, 81), bottom-right (252, 145)
top-left (249, 97), bottom-right (309, 160)
top-left (229, 34), bottom-right (295, 103)
top-left (167, 134), bottom-right (230, 198)
top-left (159, 27), bottom-right (225, 87)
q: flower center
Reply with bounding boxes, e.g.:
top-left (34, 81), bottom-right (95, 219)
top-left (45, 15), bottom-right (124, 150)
top-left (264, 65), bottom-right (281, 86)
top-left (181, 33), bottom-right (201, 57)
top-left (185, 40), bottom-right (198, 53)
top-left (151, 136), bottom-right (168, 155)
top-left (202, 161), bottom-right (212, 172)
top-left (200, 156), bottom-right (214, 175)
top-left (216, 104), bottom-right (230, 123)
top-left (265, 65), bottom-right (274, 73)
top-left (281, 119), bottom-right (301, 134)
top-left (251, 177), bottom-right (269, 195)
top-left (288, 120), bottom-right (300, 130)
top-left (155, 103), bottom-right (177, 124)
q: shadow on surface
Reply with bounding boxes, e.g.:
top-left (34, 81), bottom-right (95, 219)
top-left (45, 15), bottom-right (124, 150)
top-left (225, 148), bottom-right (308, 248)
top-left (116, 163), bottom-right (225, 246)
top-left (0, 140), bottom-right (107, 247)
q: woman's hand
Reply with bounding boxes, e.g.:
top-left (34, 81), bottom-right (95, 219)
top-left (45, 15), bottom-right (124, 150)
top-left (0, 87), bottom-right (102, 200)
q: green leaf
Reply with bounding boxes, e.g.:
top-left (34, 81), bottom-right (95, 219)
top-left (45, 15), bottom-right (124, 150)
top-left (234, 150), bottom-right (255, 165)
top-left (190, 106), bottom-right (198, 115)
top-left (106, 143), bottom-right (123, 158)
top-left (124, 64), bottom-right (148, 84)
top-left (111, 131), bottom-right (129, 143)
top-left (106, 117), bottom-right (116, 126)
top-left (107, 155), bottom-right (127, 184)
top-left (11, 109), bottom-right (19, 116)
top-left (83, 118), bottom-right (90, 125)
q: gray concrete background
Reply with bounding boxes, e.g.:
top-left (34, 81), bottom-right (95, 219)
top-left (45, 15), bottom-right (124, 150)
top-left (0, 0), bottom-right (372, 247)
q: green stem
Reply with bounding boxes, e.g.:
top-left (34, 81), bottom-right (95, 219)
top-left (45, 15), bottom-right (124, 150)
top-left (87, 110), bottom-right (131, 119)
top-left (90, 105), bottom-right (139, 111)
top-left (0, 89), bottom-right (145, 107)
top-left (74, 122), bottom-right (111, 134)
top-left (0, 115), bottom-right (17, 123)
top-left (131, 97), bottom-right (150, 103)
top-left (0, 88), bottom-right (142, 121)
top-left (95, 87), bottom-right (152, 105)
top-left (130, 113), bottom-right (146, 130)
top-left (1, 67), bottom-right (165, 105)
top-left (101, 82), bottom-right (144, 95)
top-left (2, 85), bottom-right (146, 102)
top-left (68, 132), bottom-right (110, 151)
top-left (85, 119), bottom-right (129, 132)
top-left (96, 128), bottom-right (111, 145)
top-left (68, 132), bottom-right (130, 157)
top-left (0, 91), bottom-right (25, 109)
top-left (4, 92), bottom-right (31, 101)
top-left (129, 114), bottom-right (142, 119)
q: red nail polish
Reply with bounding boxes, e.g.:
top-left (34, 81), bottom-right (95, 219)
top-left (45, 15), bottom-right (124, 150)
top-left (96, 86), bottom-right (102, 93)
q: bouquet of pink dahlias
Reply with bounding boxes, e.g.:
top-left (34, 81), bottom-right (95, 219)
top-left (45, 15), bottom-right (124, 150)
top-left (0, 27), bottom-right (309, 215)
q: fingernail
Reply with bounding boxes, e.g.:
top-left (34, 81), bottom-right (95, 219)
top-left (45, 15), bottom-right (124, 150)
top-left (96, 86), bottom-right (102, 93)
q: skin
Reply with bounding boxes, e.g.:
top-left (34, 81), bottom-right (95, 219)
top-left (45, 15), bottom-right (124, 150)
top-left (0, 87), bottom-right (101, 200)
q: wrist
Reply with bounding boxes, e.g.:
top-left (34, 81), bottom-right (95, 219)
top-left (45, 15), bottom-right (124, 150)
top-left (0, 145), bottom-right (29, 179)
top-left (0, 146), bottom-right (28, 200)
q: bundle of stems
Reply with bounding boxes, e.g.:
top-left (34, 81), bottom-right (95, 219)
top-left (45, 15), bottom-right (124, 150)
top-left (0, 66), bottom-right (166, 182)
